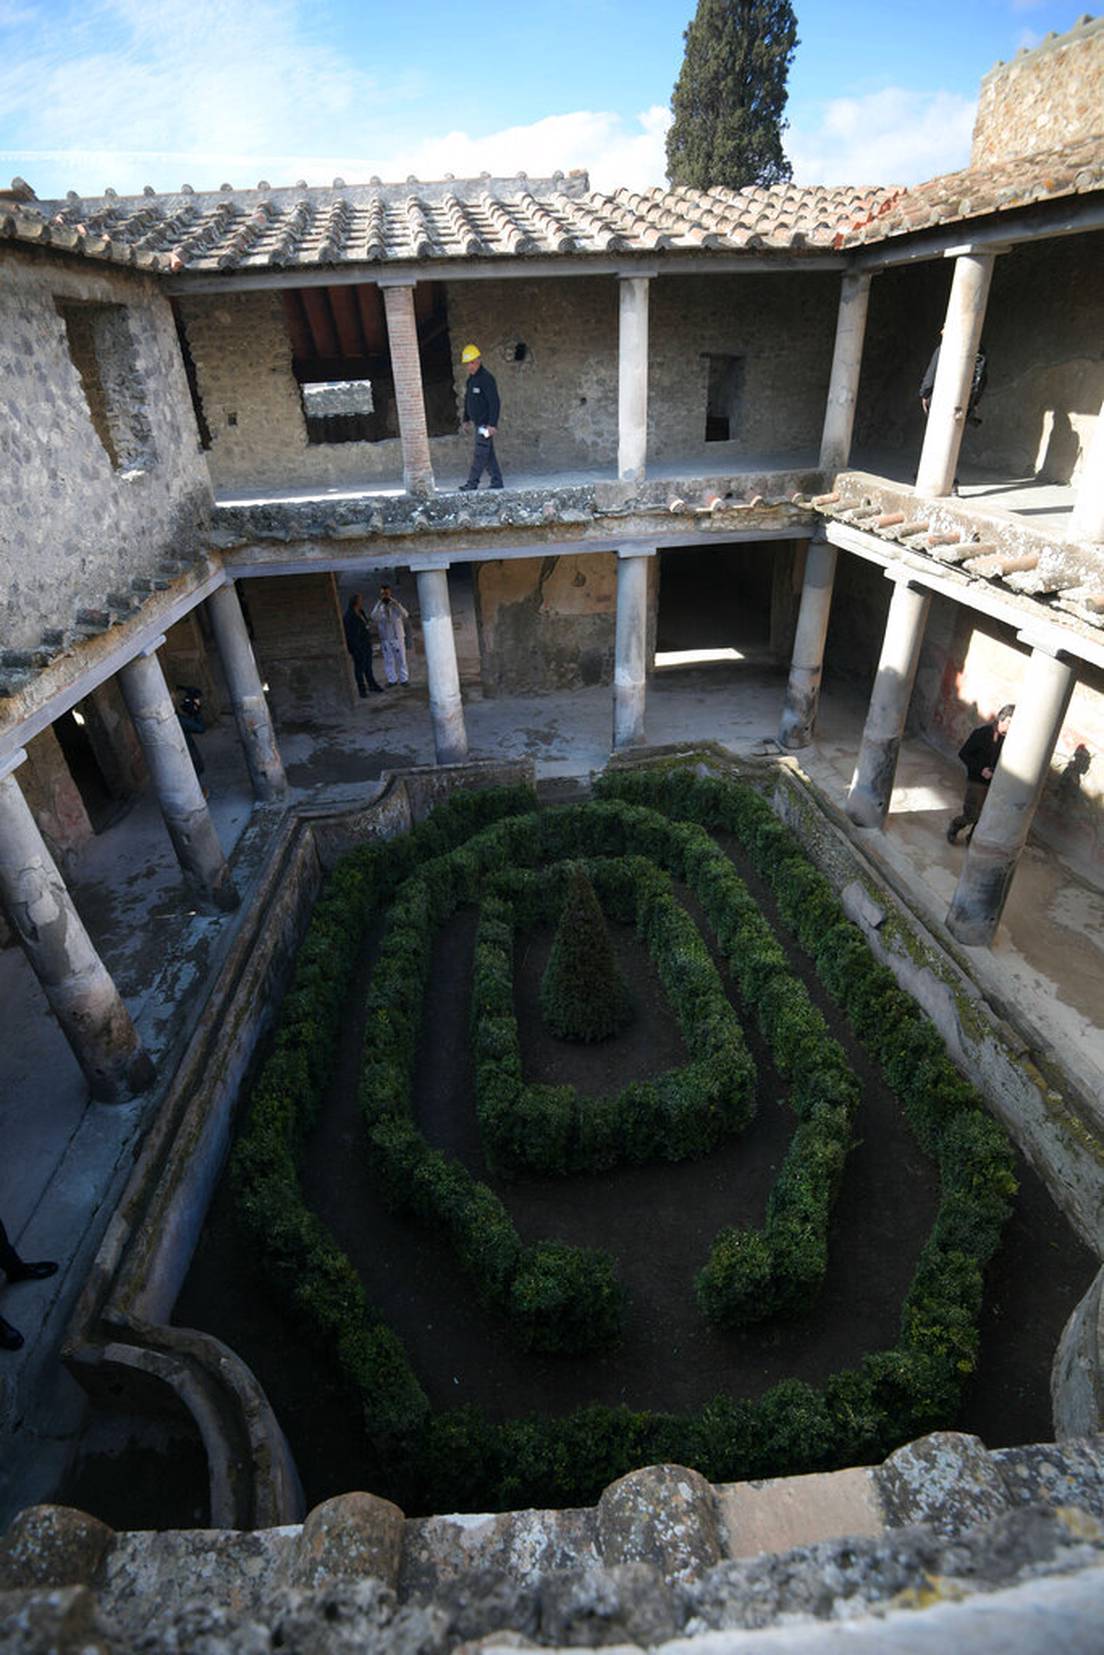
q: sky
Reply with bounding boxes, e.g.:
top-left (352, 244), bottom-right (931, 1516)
top-left (0, 0), bottom-right (1092, 201)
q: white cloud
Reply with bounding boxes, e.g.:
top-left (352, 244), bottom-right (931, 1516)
top-left (786, 87), bottom-right (977, 188)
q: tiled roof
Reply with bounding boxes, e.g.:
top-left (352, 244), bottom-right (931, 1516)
top-left (2, 132), bottom-right (1101, 276)
top-left (2, 173), bottom-right (895, 273)
top-left (837, 131), bottom-right (1104, 247)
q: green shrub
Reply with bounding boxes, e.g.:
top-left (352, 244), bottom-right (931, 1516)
top-left (540, 863), bottom-right (633, 1042)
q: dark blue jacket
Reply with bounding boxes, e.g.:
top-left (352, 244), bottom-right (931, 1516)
top-left (464, 364), bottom-right (500, 428)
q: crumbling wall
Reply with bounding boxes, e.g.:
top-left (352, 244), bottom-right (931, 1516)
top-left (853, 233), bottom-right (1104, 487)
top-left (242, 573), bottom-right (355, 720)
top-left (474, 554), bottom-right (619, 693)
top-left (972, 15), bottom-right (1104, 167)
top-left (17, 726), bottom-right (93, 868)
top-left (0, 247), bottom-right (212, 653)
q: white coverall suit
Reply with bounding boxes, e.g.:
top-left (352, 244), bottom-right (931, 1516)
top-left (371, 595), bottom-right (410, 685)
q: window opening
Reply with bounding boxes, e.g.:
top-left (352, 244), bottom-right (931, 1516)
top-left (283, 282), bottom-right (455, 444)
top-left (56, 299), bottom-right (154, 471)
top-left (703, 353), bottom-right (745, 443)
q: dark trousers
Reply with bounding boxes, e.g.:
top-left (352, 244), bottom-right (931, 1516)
top-left (349, 649), bottom-right (379, 694)
top-left (466, 430), bottom-right (503, 488)
top-left (950, 778), bottom-right (989, 841)
top-left (0, 1219), bottom-right (22, 1279)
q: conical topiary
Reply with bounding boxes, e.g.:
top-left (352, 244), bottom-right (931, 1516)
top-left (539, 865), bottom-right (633, 1042)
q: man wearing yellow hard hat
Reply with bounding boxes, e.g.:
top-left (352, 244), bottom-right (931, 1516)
top-left (459, 343), bottom-right (504, 491)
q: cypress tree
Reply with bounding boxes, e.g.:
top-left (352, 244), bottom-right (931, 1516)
top-left (666, 0), bottom-right (798, 191)
top-left (540, 865), bottom-right (633, 1043)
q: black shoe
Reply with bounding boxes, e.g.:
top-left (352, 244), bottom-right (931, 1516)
top-left (946, 826), bottom-right (959, 844)
top-left (369, 683), bottom-right (383, 694)
top-left (7, 1260), bottom-right (58, 1284)
top-left (489, 480), bottom-right (504, 489)
top-left (358, 687), bottom-right (368, 699)
top-left (0, 1317), bottom-right (23, 1351)
top-left (458, 481), bottom-right (478, 492)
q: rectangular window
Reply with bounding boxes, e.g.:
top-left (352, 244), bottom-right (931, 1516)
top-left (56, 300), bottom-right (154, 472)
top-left (704, 353), bottom-right (745, 443)
top-left (283, 281), bottom-right (454, 445)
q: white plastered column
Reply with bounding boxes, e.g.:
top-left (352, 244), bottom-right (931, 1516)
top-left (778, 533), bottom-right (838, 750)
top-left (846, 573), bottom-right (932, 829)
top-left (946, 640), bottom-right (1077, 947)
top-left (819, 271), bottom-right (872, 474)
top-left (206, 582), bottom-right (287, 801)
top-left (612, 546), bottom-right (654, 750)
top-left (118, 641), bottom-right (239, 910)
top-left (413, 564), bottom-right (469, 765)
top-left (0, 750), bottom-right (154, 1101)
top-left (618, 274), bottom-right (652, 483)
top-left (915, 250), bottom-right (996, 498)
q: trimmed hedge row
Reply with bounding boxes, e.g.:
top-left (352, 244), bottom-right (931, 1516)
top-left (356, 830), bottom-right (625, 1354)
top-left (230, 782), bottom-right (540, 1443)
top-left (471, 854), bottom-right (756, 1176)
top-left (594, 766), bottom-right (1017, 1343)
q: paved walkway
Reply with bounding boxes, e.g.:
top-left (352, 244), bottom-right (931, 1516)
top-left (1, 666), bottom-right (1101, 1519)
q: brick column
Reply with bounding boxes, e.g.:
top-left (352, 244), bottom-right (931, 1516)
top-left (613, 547), bottom-right (654, 749)
top-left (915, 251), bottom-right (996, 498)
top-left (618, 275), bottom-right (651, 483)
top-left (413, 565), bottom-right (468, 765)
top-left (118, 642), bottom-right (238, 911)
top-left (381, 280), bottom-right (434, 497)
top-left (206, 581), bottom-right (287, 801)
top-left (1069, 394), bottom-right (1104, 544)
top-left (846, 573), bottom-right (932, 828)
top-left (0, 750), bottom-right (154, 1101)
top-left (778, 533), bottom-right (838, 750)
top-left (947, 642), bottom-right (1077, 946)
top-left (819, 271), bottom-right (872, 473)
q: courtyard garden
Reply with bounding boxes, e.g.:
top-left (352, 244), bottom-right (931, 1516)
top-left (173, 767), bottom-right (1098, 1518)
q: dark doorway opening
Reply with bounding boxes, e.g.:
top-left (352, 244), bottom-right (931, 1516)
top-left (656, 543), bottom-right (774, 669)
top-left (53, 708), bottom-right (118, 833)
top-left (703, 353), bottom-right (745, 443)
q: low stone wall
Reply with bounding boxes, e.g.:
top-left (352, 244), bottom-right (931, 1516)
top-left (2, 1432), bottom-right (1103, 1653)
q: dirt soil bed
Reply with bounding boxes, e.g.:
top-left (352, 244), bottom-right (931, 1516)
top-left (170, 829), bottom-right (1099, 1519)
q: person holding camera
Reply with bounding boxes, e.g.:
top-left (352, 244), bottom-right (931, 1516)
top-left (176, 685), bottom-right (207, 786)
top-left (370, 584), bottom-right (410, 687)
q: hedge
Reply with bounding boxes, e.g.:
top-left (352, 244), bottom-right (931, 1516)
top-left (230, 777), bottom-right (1017, 1513)
top-left (471, 854), bottom-right (756, 1176)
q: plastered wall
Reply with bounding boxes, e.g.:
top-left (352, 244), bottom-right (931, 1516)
top-left (474, 553), bottom-right (620, 694)
top-left (0, 247), bottom-right (212, 653)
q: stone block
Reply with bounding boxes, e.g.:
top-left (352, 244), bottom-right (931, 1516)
top-left (0, 1584), bottom-right (109, 1654)
top-left (716, 1467), bottom-right (885, 1560)
top-left (994, 1438), bottom-right (1104, 1520)
top-left (874, 1431), bottom-right (1012, 1537)
top-left (596, 1464), bottom-right (724, 1582)
top-left (292, 1491), bottom-right (406, 1589)
top-left (538, 1562), bottom-right (681, 1647)
top-left (0, 1504), bottom-right (114, 1590)
top-left (400, 1508), bottom-right (599, 1600)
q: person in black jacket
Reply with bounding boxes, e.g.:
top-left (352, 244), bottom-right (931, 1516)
top-left (343, 592), bottom-right (382, 697)
top-left (947, 704), bottom-right (1015, 844)
top-left (1, 1216), bottom-right (58, 1352)
top-left (458, 343), bottom-right (503, 490)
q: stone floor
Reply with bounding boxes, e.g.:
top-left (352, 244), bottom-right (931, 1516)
top-left (1, 663), bottom-right (1101, 1520)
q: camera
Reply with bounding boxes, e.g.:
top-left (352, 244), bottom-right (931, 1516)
top-left (178, 685), bottom-right (202, 718)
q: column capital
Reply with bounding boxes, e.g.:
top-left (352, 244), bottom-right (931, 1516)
top-left (375, 274), bottom-right (418, 289)
top-left (882, 567), bottom-right (930, 592)
top-left (942, 243), bottom-right (1007, 259)
top-left (1014, 630), bottom-right (1076, 662)
top-left (0, 748), bottom-right (28, 782)
top-left (136, 634), bottom-right (167, 659)
top-left (616, 544), bottom-right (657, 560)
top-left (617, 266), bottom-right (658, 282)
top-left (408, 557), bottom-right (451, 573)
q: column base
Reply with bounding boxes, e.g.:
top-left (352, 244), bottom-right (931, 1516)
top-left (844, 785), bottom-right (887, 830)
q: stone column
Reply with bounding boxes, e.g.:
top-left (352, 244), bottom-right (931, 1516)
top-left (618, 275), bottom-right (651, 483)
top-left (206, 581), bottom-right (287, 801)
top-left (413, 565), bottom-right (469, 765)
top-left (915, 251), bottom-right (996, 498)
top-left (778, 534), bottom-right (838, 749)
top-left (846, 574), bottom-right (932, 828)
top-left (0, 751), bottom-right (154, 1101)
top-left (381, 280), bottom-right (434, 496)
top-left (118, 643), bottom-right (239, 911)
top-left (819, 271), bottom-right (872, 473)
top-left (1068, 394), bottom-right (1104, 543)
top-left (613, 547), bottom-right (654, 749)
top-left (946, 642), bottom-right (1077, 946)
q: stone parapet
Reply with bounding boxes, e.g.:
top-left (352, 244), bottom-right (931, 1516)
top-left (3, 1435), bottom-right (1104, 1652)
top-left (972, 17), bottom-right (1104, 169)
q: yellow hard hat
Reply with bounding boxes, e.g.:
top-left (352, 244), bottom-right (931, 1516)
top-left (461, 343), bottom-right (481, 363)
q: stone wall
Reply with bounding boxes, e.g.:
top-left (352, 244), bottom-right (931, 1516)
top-left (853, 233), bottom-right (1104, 487)
top-left (0, 247), bottom-right (212, 653)
top-left (474, 553), bottom-right (620, 694)
top-left (16, 726), bottom-right (93, 869)
top-left (242, 572), bottom-right (355, 720)
top-left (972, 15), bottom-right (1104, 167)
top-left (181, 269), bottom-right (841, 494)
